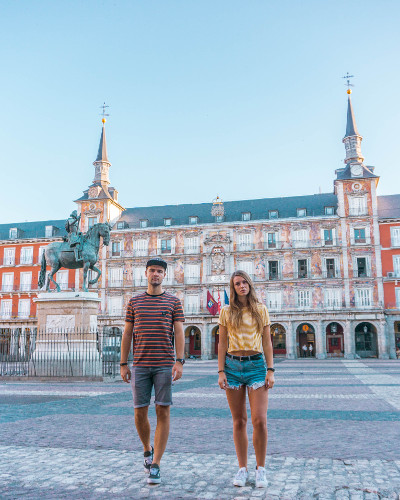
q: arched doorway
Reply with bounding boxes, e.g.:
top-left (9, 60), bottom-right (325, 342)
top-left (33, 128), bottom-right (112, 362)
top-left (211, 325), bottom-right (219, 357)
top-left (395, 321), bottom-right (400, 358)
top-left (326, 322), bottom-right (344, 357)
top-left (271, 323), bottom-right (286, 356)
top-left (185, 326), bottom-right (201, 358)
top-left (297, 323), bottom-right (315, 358)
top-left (355, 322), bottom-right (378, 358)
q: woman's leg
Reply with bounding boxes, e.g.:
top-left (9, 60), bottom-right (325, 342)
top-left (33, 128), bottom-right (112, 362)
top-left (226, 386), bottom-right (248, 468)
top-left (248, 386), bottom-right (268, 468)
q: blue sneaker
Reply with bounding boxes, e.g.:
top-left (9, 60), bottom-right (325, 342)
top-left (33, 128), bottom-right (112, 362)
top-left (143, 446), bottom-right (154, 473)
top-left (147, 463), bottom-right (161, 484)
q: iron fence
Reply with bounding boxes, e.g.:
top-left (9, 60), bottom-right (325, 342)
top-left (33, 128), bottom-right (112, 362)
top-left (0, 328), bottom-right (125, 378)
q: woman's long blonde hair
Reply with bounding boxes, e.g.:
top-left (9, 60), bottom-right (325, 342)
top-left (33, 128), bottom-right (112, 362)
top-left (227, 270), bottom-right (263, 333)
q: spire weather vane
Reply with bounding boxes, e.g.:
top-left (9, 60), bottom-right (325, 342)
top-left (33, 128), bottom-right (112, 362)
top-left (342, 72), bottom-right (354, 90)
top-left (100, 102), bottom-right (110, 120)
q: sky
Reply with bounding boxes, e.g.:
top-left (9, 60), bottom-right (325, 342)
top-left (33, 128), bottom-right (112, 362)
top-left (1, 0), bottom-right (399, 223)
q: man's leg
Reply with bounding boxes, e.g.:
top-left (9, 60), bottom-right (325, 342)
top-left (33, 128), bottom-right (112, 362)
top-left (134, 406), bottom-right (152, 452)
top-left (153, 405), bottom-right (170, 464)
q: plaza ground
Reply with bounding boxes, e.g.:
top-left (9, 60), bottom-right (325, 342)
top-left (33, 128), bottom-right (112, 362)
top-left (1, 359), bottom-right (400, 499)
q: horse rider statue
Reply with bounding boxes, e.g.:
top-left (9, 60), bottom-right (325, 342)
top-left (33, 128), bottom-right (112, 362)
top-left (65, 210), bottom-right (83, 262)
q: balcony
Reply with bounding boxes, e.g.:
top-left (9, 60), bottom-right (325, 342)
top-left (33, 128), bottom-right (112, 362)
top-left (351, 237), bottom-right (371, 245)
top-left (322, 270), bottom-right (341, 279)
top-left (134, 249), bottom-right (148, 257)
top-left (1, 284), bottom-right (14, 292)
top-left (236, 243), bottom-right (254, 252)
top-left (293, 271), bottom-right (309, 279)
top-left (353, 270), bottom-right (370, 278)
top-left (184, 306), bottom-right (200, 315)
top-left (19, 258), bottom-right (33, 266)
top-left (184, 277), bottom-right (201, 285)
top-left (184, 246), bottom-right (200, 254)
top-left (264, 240), bottom-right (284, 250)
top-left (0, 258), bottom-right (15, 266)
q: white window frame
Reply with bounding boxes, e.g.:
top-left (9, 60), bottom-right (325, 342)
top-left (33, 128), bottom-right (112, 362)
top-left (242, 212), bottom-right (251, 221)
top-left (237, 233), bottom-right (252, 251)
top-left (87, 216), bottom-right (97, 230)
top-left (393, 255), bottom-right (400, 278)
top-left (18, 299), bottom-right (30, 318)
top-left (20, 272), bottom-right (32, 292)
top-left (9, 228), bottom-right (18, 239)
top-left (45, 226), bottom-right (54, 237)
top-left (391, 227), bottom-right (400, 247)
top-left (139, 219), bottom-right (148, 228)
top-left (396, 288), bottom-right (400, 309)
top-left (134, 266), bottom-right (147, 286)
top-left (38, 246), bottom-right (46, 264)
top-left (164, 218), bottom-right (172, 226)
top-left (1, 299), bottom-right (12, 319)
top-left (324, 257), bottom-right (339, 278)
top-left (296, 290), bottom-right (311, 309)
top-left (238, 260), bottom-right (253, 277)
top-left (266, 291), bottom-right (282, 311)
top-left (355, 288), bottom-right (372, 308)
top-left (351, 226), bottom-right (370, 245)
top-left (324, 288), bottom-right (341, 309)
top-left (266, 232), bottom-right (278, 249)
top-left (269, 210), bottom-right (278, 219)
top-left (134, 239), bottom-right (148, 256)
top-left (349, 195), bottom-right (367, 216)
top-left (293, 229), bottom-right (309, 248)
top-left (109, 267), bottom-right (123, 287)
top-left (185, 294), bottom-right (200, 314)
top-left (184, 236), bottom-right (200, 254)
top-left (189, 216), bottom-right (198, 225)
top-left (321, 227), bottom-right (336, 246)
top-left (20, 247), bottom-right (33, 265)
top-left (185, 264), bottom-right (200, 284)
top-left (353, 255), bottom-right (371, 278)
top-left (324, 206), bottom-right (335, 215)
top-left (297, 208), bottom-right (307, 217)
top-left (267, 259), bottom-right (280, 280)
top-left (4, 248), bottom-right (15, 266)
top-left (108, 296), bottom-right (123, 316)
top-left (296, 258), bottom-right (309, 279)
top-left (56, 270), bottom-right (69, 290)
top-left (2, 272), bottom-right (14, 292)
top-left (111, 241), bottom-right (122, 257)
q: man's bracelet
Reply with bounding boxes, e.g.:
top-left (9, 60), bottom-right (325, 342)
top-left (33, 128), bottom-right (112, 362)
top-left (120, 363), bottom-right (128, 366)
top-left (267, 367), bottom-right (275, 372)
top-left (218, 370), bottom-right (225, 373)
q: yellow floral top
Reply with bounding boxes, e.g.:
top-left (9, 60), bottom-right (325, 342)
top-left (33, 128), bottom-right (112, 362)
top-left (218, 304), bottom-right (270, 352)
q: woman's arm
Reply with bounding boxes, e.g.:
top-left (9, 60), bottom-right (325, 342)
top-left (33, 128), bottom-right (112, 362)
top-left (218, 325), bottom-right (228, 389)
top-left (262, 325), bottom-right (275, 389)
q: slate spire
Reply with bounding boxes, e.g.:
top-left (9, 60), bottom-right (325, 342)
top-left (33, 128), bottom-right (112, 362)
top-left (93, 117), bottom-right (111, 186)
top-left (342, 90), bottom-right (364, 164)
top-left (96, 121), bottom-right (109, 162)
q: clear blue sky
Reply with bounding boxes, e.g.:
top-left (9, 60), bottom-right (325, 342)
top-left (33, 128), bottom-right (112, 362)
top-left (1, 0), bottom-right (399, 223)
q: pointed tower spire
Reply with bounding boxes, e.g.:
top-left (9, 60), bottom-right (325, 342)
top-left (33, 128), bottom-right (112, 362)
top-left (93, 116), bottom-right (111, 186)
top-left (342, 90), bottom-right (364, 164)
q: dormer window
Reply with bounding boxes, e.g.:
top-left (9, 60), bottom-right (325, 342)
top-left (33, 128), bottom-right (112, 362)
top-left (45, 225), bottom-right (58, 237)
top-left (269, 210), bottom-right (278, 219)
top-left (189, 216), bottom-right (198, 225)
top-left (297, 208), bottom-right (306, 217)
top-left (9, 228), bottom-right (18, 239)
top-left (164, 218), bottom-right (172, 226)
top-left (242, 212), bottom-right (251, 221)
top-left (324, 207), bottom-right (335, 216)
top-left (139, 219), bottom-right (148, 228)
top-left (117, 221), bottom-right (129, 230)
top-left (216, 215), bottom-right (224, 223)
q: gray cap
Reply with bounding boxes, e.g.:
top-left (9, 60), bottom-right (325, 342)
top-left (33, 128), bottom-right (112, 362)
top-left (146, 257), bottom-right (167, 270)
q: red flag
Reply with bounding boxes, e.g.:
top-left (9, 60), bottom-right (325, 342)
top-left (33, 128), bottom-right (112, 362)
top-left (206, 291), bottom-right (218, 316)
top-left (217, 289), bottom-right (221, 313)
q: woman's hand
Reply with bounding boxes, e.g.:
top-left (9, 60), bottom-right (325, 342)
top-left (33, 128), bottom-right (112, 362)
top-left (265, 370), bottom-right (275, 389)
top-left (218, 372), bottom-right (228, 390)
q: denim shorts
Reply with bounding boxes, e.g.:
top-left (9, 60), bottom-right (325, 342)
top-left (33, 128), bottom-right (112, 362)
top-left (224, 354), bottom-right (267, 390)
top-left (131, 365), bottom-right (173, 408)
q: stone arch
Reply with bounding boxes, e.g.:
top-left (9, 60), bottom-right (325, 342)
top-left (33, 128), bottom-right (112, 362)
top-left (325, 322), bottom-right (344, 358)
top-left (355, 322), bottom-right (378, 358)
top-left (185, 325), bottom-right (202, 358)
top-left (271, 323), bottom-right (286, 356)
top-left (211, 325), bottom-right (220, 357)
top-left (296, 322), bottom-right (317, 358)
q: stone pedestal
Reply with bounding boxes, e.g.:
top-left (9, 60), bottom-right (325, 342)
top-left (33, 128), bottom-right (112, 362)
top-left (32, 292), bottom-right (102, 376)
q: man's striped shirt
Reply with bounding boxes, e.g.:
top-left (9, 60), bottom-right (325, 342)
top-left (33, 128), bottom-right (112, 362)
top-left (125, 292), bottom-right (185, 367)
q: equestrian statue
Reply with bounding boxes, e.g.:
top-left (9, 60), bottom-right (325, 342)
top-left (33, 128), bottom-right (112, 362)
top-left (38, 212), bottom-right (111, 292)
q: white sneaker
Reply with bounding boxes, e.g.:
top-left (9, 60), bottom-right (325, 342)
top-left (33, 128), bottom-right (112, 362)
top-left (233, 467), bottom-right (248, 487)
top-left (255, 466), bottom-right (268, 488)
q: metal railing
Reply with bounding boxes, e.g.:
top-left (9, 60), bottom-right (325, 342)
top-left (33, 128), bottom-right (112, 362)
top-left (0, 329), bottom-right (128, 378)
top-left (184, 277), bottom-right (201, 285)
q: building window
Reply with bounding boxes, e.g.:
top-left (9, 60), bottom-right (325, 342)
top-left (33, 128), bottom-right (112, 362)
top-left (1, 299), bottom-right (12, 319)
top-left (349, 195), bottom-right (367, 216)
top-left (268, 261), bottom-right (279, 280)
top-left (293, 229), bottom-right (308, 248)
top-left (117, 221), bottom-right (128, 229)
top-left (164, 218), bottom-right (172, 226)
top-left (185, 264), bottom-right (200, 285)
top-left (216, 215), bottom-right (224, 223)
top-left (356, 257), bottom-right (367, 277)
top-left (45, 226), bottom-right (54, 237)
top-left (391, 227), bottom-right (400, 247)
top-left (185, 236), bottom-right (200, 254)
top-left (134, 266), bottom-right (147, 286)
top-left (185, 294), bottom-right (200, 314)
top-left (139, 219), bottom-right (148, 228)
top-left (325, 258), bottom-right (336, 278)
top-left (269, 210), bottom-right (278, 219)
top-left (112, 241), bottom-right (121, 257)
top-left (88, 217), bottom-right (97, 229)
top-left (2, 273), bottom-right (14, 292)
top-left (242, 212), bottom-right (251, 221)
top-left (161, 239), bottom-right (172, 254)
top-left (38, 246), bottom-right (46, 264)
top-left (20, 247), bottom-right (33, 265)
top-left (20, 272), bottom-right (32, 292)
top-left (325, 206), bottom-right (335, 215)
top-left (323, 229), bottom-right (333, 245)
top-left (396, 288), bottom-right (400, 309)
top-left (237, 233), bottom-right (252, 251)
top-left (393, 256), bottom-right (400, 277)
top-left (9, 228), bottom-right (18, 239)
top-left (267, 232), bottom-right (277, 249)
top-left (354, 228), bottom-right (366, 244)
top-left (297, 208), bottom-right (306, 217)
top-left (324, 289), bottom-right (341, 308)
top-left (134, 239), bottom-right (148, 256)
top-left (108, 296), bottom-right (123, 316)
top-left (109, 267), bottom-right (123, 287)
top-left (56, 270), bottom-right (69, 290)
top-left (297, 290), bottom-right (311, 308)
top-left (297, 259), bottom-right (308, 279)
top-left (239, 261), bottom-right (253, 277)
top-left (3, 248), bottom-right (15, 266)
top-left (266, 291), bottom-right (281, 311)
top-left (189, 216), bottom-right (198, 225)
top-left (355, 288), bottom-right (372, 308)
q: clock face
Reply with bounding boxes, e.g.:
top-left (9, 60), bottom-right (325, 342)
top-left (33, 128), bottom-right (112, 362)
top-left (351, 164), bottom-right (363, 177)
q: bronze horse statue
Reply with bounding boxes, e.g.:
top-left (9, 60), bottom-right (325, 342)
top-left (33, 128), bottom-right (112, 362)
top-left (38, 223), bottom-right (111, 292)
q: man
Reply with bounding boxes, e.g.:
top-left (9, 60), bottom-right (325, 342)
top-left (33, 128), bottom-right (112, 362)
top-left (301, 343), bottom-right (307, 358)
top-left (120, 257), bottom-right (185, 485)
top-left (308, 343), bottom-right (313, 357)
top-left (65, 210), bottom-right (83, 262)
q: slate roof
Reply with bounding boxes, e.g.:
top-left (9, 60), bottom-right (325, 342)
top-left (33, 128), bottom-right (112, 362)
top-left (116, 193), bottom-right (339, 229)
top-left (336, 164), bottom-right (378, 180)
top-left (378, 195), bottom-right (400, 219)
top-left (95, 124), bottom-right (108, 162)
top-left (345, 96), bottom-right (360, 137)
top-left (0, 220), bottom-right (66, 241)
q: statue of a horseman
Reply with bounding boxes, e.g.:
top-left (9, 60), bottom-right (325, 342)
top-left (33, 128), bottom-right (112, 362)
top-left (38, 213), bottom-right (111, 292)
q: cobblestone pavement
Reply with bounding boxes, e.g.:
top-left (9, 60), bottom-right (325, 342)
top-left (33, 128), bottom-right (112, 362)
top-left (1, 358), bottom-right (400, 499)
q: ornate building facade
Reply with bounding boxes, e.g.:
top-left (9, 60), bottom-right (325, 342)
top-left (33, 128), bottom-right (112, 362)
top-left (0, 94), bottom-right (399, 359)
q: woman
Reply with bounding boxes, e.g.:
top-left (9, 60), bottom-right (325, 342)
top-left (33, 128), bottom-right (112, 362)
top-left (218, 270), bottom-right (275, 488)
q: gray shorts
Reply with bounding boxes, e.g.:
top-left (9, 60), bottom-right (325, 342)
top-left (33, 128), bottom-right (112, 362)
top-left (131, 365), bottom-right (173, 408)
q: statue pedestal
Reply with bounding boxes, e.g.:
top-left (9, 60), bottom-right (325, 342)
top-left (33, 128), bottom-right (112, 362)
top-left (32, 292), bottom-right (102, 377)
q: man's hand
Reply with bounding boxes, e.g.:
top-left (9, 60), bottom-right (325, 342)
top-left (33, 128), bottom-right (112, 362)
top-left (172, 361), bottom-right (183, 381)
top-left (120, 365), bottom-right (131, 383)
